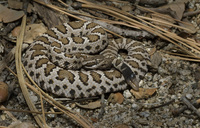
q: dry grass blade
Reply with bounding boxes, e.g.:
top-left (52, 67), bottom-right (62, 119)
top-left (6, 64), bottom-right (93, 128)
top-left (137, 15), bottom-right (192, 33)
top-left (22, 66), bottom-right (94, 128)
top-left (15, 15), bottom-right (44, 127)
top-left (57, 0), bottom-right (69, 7)
top-left (137, 5), bottom-right (193, 25)
top-left (76, 0), bottom-right (199, 59)
top-left (162, 51), bottom-right (200, 62)
top-left (134, 17), bottom-right (200, 56)
top-left (166, 55), bottom-right (200, 62)
top-left (0, 107), bottom-right (63, 114)
top-left (39, 92), bottom-right (47, 127)
top-left (13, 0), bottom-right (199, 127)
top-left (34, 0), bottom-right (85, 21)
top-left (15, 7), bottom-right (93, 128)
top-left (34, 0), bottom-right (122, 38)
top-left (0, 105), bottom-right (18, 122)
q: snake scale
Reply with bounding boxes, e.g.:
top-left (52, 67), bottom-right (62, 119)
top-left (23, 21), bottom-right (149, 99)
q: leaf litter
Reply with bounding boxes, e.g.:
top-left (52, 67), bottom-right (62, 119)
top-left (0, 0), bottom-right (200, 127)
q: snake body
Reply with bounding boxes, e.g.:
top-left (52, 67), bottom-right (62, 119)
top-left (23, 21), bottom-right (149, 98)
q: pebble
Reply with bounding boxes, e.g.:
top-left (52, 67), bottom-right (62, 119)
top-left (139, 111), bottom-right (150, 118)
top-left (150, 52), bottom-right (162, 68)
top-left (186, 93), bottom-right (193, 100)
top-left (152, 74), bottom-right (160, 81)
top-left (171, 95), bottom-right (177, 100)
top-left (184, 110), bottom-right (192, 115)
top-left (180, 70), bottom-right (191, 76)
top-left (180, 117), bottom-right (186, 121)
top-left (123, 90), bottom-right (132, 99)
top-left (1, 0), bottom-right (200, 127)
top-left (145, 73), bottom-right (153, 81)
top-left (29, 92), bottom-right (38, 103)
top-left (158, 67), bottom-right (168, 74)
top-left (131, 103), bottom-right (139, 110)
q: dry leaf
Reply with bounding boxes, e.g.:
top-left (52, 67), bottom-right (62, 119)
top-left (114, 124), bottom-right (129, 128)
top-left (8, 121), bottom-right (35, 128)
top-left (8, 0), bottom-right (33, 13)
top-left (158, 2), bottom-right (185, 20)
top-left (130, 88), bottom-right (157, 99)
top-left (178, 18), bottom-right (196, 34)
top-left (0, 5), bottom-right (24, 23)
top-left (90, 117), bottom-right (98, 123)
top-left (151, 13), bottom-right (175, 29)
top-left (151, 1), bottom-right (187, 20)
top-left (76, 100), bottom-right (101, 109)
top-left (0, 82), bottom-right (8, 103)
top-left (11, 24), bottom-right (47, 43)
top-left (167, 2), bottom-right (185, 20)
top-left (108, 93), bottom-right (124, 104)
top-left (151, 13), bottom-right (176, 30)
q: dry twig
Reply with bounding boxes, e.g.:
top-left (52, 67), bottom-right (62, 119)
top-left (181, 96), bottom-right (200, 118)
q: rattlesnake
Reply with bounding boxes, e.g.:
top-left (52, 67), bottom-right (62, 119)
top-left (23, 21), bottom-right (149, 99)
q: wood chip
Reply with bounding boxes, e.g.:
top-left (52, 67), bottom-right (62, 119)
top-left (0, 82), bottom-right (8, 103)
top-left (108, 93), bottom-right (124, 104)
top-left (0, 5), bottom-right (24, 23)
top-left (130, 88), bottom-right (157, 99)
top-left (11, 24), bottom-right (47, 43)
top-left (76, 100), bottom-right (101, 109)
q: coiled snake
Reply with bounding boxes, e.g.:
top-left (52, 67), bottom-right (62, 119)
top-left (23, 21), bottom-right (149, 98)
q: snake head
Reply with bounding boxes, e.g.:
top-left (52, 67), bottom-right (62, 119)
top-left (115, 59), bottom-right (140, 91)
top-left (126, 74), bottom-right (139, 91)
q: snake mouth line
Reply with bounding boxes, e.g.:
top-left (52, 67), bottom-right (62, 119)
top-left (120, 62), bottom-right (139, 91)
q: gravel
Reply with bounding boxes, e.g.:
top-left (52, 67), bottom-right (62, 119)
top-left (1, 0), bottom-right (200, 127)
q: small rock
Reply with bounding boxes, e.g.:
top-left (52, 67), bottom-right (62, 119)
top-left (123, 90), bottom-right (132, 99)
top-left (158, 67), bottom-right (168, 74)
top-left (139, 111), bottom-right (150, 118)
top-left (184, 110), bottom-right (192, 115)
top-left (131, 103), bottom-right (139, 110)
top-left (171, 95), bottom-right (177, 100)
top-left (152, 74), bottom-right (160, 82)
top-left (185, 94), bottom-right (193, 100)
top-left (180, 70), bottom-right (191, 76)
top-left (150, 52), bottom-right (162, 69)
top-left (29, 91), bottom-right (38, 103)
top-left (180, 117), bottom-right (186, 120)
top-left (145, 73), bottom-right (153, 81)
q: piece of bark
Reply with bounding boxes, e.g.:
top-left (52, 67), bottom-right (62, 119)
top-left (33, 0), bottom-right (69, 28)
top-left (181, 96), bottom-right (200, 118)
top-left (138, 0), bottom-right (168, 7)
top-left (82, 17), bottom-right (154, 39)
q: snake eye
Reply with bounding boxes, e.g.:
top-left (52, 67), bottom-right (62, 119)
top-left (130, 74), bottom-right (135, 79)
